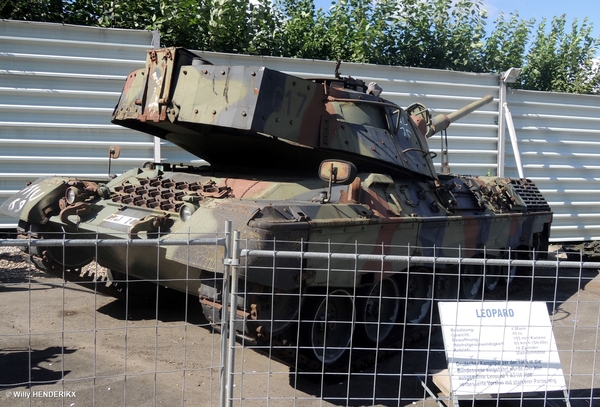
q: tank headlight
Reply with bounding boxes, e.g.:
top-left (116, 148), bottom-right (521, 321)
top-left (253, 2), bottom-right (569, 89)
top-left (65, 187), bottom-right (80, 204)
top-left (179, 203), bottom-right (196, 222)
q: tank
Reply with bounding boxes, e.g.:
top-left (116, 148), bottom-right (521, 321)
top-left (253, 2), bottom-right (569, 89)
top-left (1, 47), bottom-right (552, 371)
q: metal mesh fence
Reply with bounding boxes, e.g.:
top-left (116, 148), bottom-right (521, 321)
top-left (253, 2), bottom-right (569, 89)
top-left (0, 232), bottom-right (226, 407)
top-left (1, 228), bottom-right (599, 406)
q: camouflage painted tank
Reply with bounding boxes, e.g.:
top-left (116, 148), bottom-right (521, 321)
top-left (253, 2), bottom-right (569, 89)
top-left (1, 48), bottom-right (552, 370)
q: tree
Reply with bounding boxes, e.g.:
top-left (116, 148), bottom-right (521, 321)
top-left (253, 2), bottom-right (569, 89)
top-left (519, 15), bottom-right (600, 93)
top-left (246, 0), bottom-right (281, 56)
top-left (1, 0), bottom-right (65, 22)
top-left (273, 0), bottom-right (329, 59)
top-left (483, 12), bottom-right (532, 74)
top-left (207, 0), bottom-right (251, 53)
top-left (325, 0), bottom-right (373, 62)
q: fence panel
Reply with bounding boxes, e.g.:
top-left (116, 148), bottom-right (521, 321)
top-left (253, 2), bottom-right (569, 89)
top-left (0, 20), bottom-right (155, 229)
top-left (0, 233), bottom-right (227, 407)
top-left (1, 233), bottom-right (599, 406)
top-left (227, 239), bottom-right (600, 406)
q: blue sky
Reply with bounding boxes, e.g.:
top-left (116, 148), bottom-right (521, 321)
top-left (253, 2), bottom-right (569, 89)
top-left (483, 0), bottom-right (600, 38)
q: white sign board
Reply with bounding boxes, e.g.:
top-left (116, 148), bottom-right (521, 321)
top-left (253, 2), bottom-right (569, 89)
top-left (438, 301), bottom-right (566, 396)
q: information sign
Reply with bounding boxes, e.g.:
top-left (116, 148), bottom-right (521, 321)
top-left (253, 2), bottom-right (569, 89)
top-left (438, 301), bottom-right (566, 396)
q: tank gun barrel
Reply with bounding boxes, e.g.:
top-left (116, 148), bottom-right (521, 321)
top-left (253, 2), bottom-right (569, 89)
top-left (426, 94), bottom-right (494, 137)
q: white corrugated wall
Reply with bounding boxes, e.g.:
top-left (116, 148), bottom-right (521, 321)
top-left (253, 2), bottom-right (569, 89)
top-left (504, 89), bottom-right (600, 242)
top-left (2, 21), bottom-right (600, 242)
top-left (0, 20), bottom-right (154, 229)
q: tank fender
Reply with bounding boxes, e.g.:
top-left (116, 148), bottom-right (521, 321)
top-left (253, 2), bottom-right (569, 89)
top-left (164, 201), bottom-right (308, 272)
top-left (0, 177), bottom-right (69, 224)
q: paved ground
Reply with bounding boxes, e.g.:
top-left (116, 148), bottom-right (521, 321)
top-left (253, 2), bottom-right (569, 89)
top-left (0, 246), bottom-right (599, 407)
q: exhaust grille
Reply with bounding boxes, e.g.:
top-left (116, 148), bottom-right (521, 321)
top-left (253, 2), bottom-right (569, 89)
top-left (510, 179), bottom-right (552, 213)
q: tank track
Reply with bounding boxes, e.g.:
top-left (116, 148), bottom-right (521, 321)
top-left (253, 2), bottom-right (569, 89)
top-left (277, 324), bottom-right (434, 375)
top-left (205, 302), bottom-right (437, 374)
top-left (261, 281), bottom-right (524, 375)
top-left (27, 249), bottom-right (126, 299)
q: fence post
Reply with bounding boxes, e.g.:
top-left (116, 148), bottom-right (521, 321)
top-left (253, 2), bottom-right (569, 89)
top-left (219, 220), bottom-right (232, 407)
top-left (226, 230), bottom-right (241, 406)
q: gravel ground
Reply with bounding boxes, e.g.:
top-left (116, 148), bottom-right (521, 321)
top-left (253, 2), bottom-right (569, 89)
top-left (0, 245), bottom-right (44, 280)
top-left (0, 245), bottom-right (109, 283)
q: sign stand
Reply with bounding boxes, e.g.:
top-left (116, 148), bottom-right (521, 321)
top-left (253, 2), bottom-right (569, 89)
top-left (420, 369), bottom-right (457, 407)
top-left (429, 301), bottom-right (570, 406)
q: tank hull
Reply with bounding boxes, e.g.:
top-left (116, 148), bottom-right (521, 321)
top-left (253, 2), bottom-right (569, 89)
top-left (1, 164), bottom-right (551, 370)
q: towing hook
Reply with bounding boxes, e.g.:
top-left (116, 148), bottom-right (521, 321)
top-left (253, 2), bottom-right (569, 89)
top-left (128, 213), bottom-right (171, 239)
top-left (59, 202), bottom-right (92, 228)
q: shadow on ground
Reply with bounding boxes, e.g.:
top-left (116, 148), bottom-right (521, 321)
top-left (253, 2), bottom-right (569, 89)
top-left (0, 347), bottom-right (76, 390)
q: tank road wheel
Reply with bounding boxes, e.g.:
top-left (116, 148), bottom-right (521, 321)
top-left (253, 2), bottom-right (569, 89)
top-left (434, 270), bottom-right (459, 300)
top-left (506, 249), bottom-right (532, 283)
top-left (506, 264), bottom-right (518, 285)
top-left (484, 265), bottom-right (501, 292)
top-left (399, 268), bottom-right (433, 324)
top-left (504, 248), bottom-right (534, 295)
top-left (460, 264), bottom-right (483, 299)
top-left (301, 289), bottom-right (354, 368)
top-left (355, 277), bottom-right (401, 346)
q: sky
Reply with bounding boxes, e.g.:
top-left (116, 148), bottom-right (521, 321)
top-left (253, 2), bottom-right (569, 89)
top-left (482, 0), bottom-right (600, 38)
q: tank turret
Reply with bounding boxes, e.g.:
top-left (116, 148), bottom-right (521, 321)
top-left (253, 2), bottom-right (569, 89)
top-left (112, 47), bottom-right (492, 180)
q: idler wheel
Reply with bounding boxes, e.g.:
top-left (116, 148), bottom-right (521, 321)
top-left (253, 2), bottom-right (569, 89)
top-left (29, 224), bottom-right (94, 270)
top-left (355, 277), bottom-right (401, 345)
top-left (41, 246), bottom-right (94, 270)
top-left (300, 289), bottom-right (354, 367)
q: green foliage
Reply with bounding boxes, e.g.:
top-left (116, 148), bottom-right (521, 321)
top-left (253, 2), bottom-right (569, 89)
top-left (483, 12), bottom-right (532, 74)
top-left (1, 0), bottom-right (599, 94)
top-left (208, 0), bottom-right (251, 53)
top-left (1, 0), bottom-right (65, 22)
top-left (274, 0), bottom-right (329, 59)
top-left (325, 0), bottom-right (373, 62)
top-left (246, 0), bottom-right (280, 56)
top-left (519, 15), bottom-right (600, 93)
top-left (412, 0), bottom-right (488, 71)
